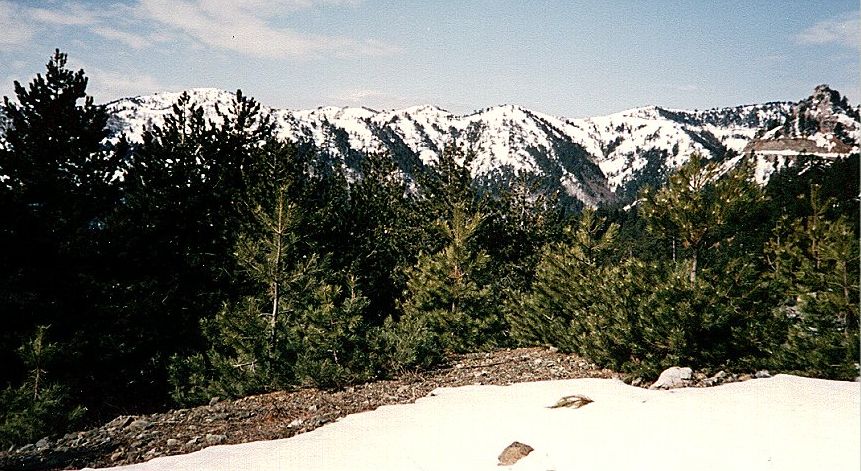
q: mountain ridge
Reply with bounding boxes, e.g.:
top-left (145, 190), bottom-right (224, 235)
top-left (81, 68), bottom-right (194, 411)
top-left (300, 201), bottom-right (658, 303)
top-left (101, 85), bottom-right (860, 207)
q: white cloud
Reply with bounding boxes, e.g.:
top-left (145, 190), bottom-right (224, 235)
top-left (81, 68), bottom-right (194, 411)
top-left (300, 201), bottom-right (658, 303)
top-left (0, 1), bottom-right (36, 50)
top-left (0, 1), bottom-right (392, 60)
top-left (82, 65), bottom-right (170, 102)
top-left (27, 5), bottom-right (98, 26)
top-left (90, 26), bottom-right (153, 49)
top-left (796, 11), bottom-right (860, 49)
top-left (137, 0), bottom-right (400, 58)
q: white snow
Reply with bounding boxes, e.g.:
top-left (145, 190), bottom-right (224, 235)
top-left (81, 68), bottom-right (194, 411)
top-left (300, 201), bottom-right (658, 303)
top-left (84, 375), bottom-right (860, 471)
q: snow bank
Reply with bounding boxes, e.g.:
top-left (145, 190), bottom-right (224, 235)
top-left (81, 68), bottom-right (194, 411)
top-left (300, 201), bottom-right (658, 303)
top-left (87, 375), bottom-right (860, 471)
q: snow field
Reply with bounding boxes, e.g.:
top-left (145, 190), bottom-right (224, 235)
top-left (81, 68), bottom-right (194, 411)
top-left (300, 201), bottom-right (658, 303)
top-left (88, 375), bottom-right (860, 471)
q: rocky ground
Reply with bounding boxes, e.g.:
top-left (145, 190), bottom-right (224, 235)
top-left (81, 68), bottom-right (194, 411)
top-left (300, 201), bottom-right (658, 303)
top-left (0, 348), bottom-right (763, 471)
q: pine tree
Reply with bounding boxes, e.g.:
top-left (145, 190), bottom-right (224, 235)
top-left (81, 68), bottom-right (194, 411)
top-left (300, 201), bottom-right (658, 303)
top-left (511, 208), bottom-right (619, 350)
top-left (343, 152), bottom-right (424, 325)
top-left (170, 140), bottom-right (374, 403)
top-left (0, 326), bottom-right (85, 448)
top-left (640, 153), bottom-right (762, 282)
top-left (0, 50), bottom-right (121, 416)
top-left (766, 186), bottom-right (860, 379)
top-left (399, 203), bottom-right (502, 352)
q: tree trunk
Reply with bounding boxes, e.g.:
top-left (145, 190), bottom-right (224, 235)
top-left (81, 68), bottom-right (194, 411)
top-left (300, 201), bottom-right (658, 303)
top-left (268, 190), bottom-right (284, 367)
top-left (690, 250), bottom-right (698, 284)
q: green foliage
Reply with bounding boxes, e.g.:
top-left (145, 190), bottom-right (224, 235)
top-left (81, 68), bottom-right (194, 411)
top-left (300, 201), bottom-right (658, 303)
top-left (510, 209), bottom-right (620, 350)
top-left (399, 203), bottom-right (504, 353)
top-left (0, 50), bottom-right (124, 421)
top-left (515, 169), bottom-right (778, 378)
top-left (641, 153), bottom-right (763, 281)
top-left (169, 141), bottom-right (380, 404)
top-left (342, 152), bottom-right (427, 325)
top-left (766, 187), bottom-right (860, 379)
top-left (0, 327), bottom-right (84, 449)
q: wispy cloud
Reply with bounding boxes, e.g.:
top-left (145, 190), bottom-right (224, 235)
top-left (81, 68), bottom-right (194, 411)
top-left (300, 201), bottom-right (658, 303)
top-left (27, 4), bottom-right (98, 26)
top-left (137, 0), bottom-right (400, 58)
top-left (82, 65), bottom-right (171, 102)
top-left (90, 26), bottom-right (153, 49)
top-left (0, 1), bottom-right (36, 50)
top-left (1, 0), bottom-right (398, 59)
top-left (796, 11), bottom-right (859, 49)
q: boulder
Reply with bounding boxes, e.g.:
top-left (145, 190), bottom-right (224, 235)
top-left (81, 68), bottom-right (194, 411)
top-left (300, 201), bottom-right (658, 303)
top-left (650, 367), bottom-right (693, 390)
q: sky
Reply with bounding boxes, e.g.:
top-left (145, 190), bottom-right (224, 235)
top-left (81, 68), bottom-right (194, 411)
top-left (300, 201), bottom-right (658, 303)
top-left (0, 0), bottom-right (858, 118)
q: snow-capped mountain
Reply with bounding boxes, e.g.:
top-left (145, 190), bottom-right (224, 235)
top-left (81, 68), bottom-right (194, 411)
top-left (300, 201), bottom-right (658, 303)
top-left (106, 85), bottom-right (859, 207)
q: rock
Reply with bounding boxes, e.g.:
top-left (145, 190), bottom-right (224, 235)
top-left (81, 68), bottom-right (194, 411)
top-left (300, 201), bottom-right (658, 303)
top-left (547, 346), bottom-right (559, 354)
top-left (650, 366), bottom-right (693, 390)
top-left (209, 396), bottom-right (221, 406)
top-left (109, 415), bottom-right (135, 429)
top-left (205, 434), bottom-right (226, 445)
top-left (186, 437), bottom-right (199, 446)
top-left (166, 438), bottom-right (180, 447)
top-left (498, 441), bottom-right (534, 466)
top-left (713, 370), bottom-right (727, 379)
top-left (35, 438), bottom-right (50, 450)
top-left (308, 404), bottom-right (318, 412)
top-left (110, 451), bottom-right (124, 462)
top-left (755, 370), bottom-right (771, 379)
top-left (17, 443), bottom-right (35, 453)
top-left (288, 418), bottom-right (303, 428)
top-left (128, 419), bottom-right (152, 431)
top-left (631, 377), bottom-right (643, 387)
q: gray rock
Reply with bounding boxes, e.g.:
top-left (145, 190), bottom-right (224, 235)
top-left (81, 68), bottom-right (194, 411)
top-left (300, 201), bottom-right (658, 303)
top-left (107, 415), bottom-right (130, 429)
top-left (650, 366), bottom-right (693, 390)
top-left (128, 419), bottom-right (151, 431)
top-left (110, 451), bottom-right (124, 462)
top-left (755, 370), bottom-right (771, 379)
top-left (35, 438), bottom-right (50, 450)
top-left (205, 434), bottom-right (226, 445)
top-left (166, 438), bottom-right (180, 447)
top-left (209, 396), bottom-right (221, 406)
top-left (186, 437), bottom-right (199, 446)
top-left (17, 443), bottom-right (35, 453)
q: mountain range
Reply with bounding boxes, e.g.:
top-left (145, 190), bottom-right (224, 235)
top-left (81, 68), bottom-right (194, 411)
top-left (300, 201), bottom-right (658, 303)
top-left (105, 84), bottom-right (859, 208)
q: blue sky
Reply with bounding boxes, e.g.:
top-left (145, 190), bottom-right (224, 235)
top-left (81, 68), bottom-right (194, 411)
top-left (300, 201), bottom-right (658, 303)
top-left (0, 0), bottom-right (857, 117)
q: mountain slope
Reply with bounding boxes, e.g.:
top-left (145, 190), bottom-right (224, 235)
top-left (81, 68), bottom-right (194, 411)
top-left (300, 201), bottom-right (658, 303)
top-left (104, 85), bottom-right (859, 207)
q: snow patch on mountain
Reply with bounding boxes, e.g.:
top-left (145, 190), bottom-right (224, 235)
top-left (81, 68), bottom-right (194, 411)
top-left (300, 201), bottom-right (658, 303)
top-left (103, 86), bottom-right (859, 206)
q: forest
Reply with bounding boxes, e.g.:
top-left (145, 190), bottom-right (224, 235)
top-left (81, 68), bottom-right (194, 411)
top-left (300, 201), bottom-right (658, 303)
top-left (1, 51), bottom-right (858, 448)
